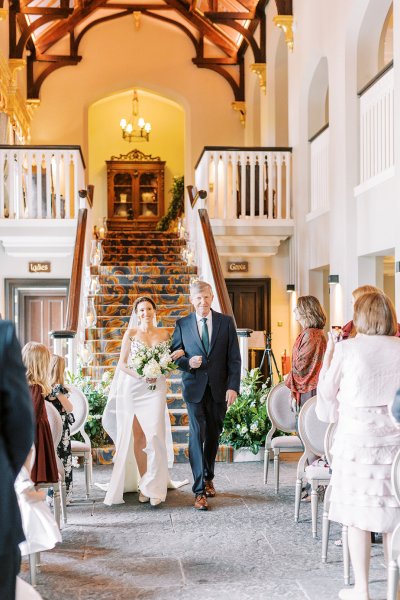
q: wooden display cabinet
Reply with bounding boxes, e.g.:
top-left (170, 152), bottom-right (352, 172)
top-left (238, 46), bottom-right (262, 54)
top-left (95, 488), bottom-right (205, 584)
top-left (106, 149), bottom-right (165, 230)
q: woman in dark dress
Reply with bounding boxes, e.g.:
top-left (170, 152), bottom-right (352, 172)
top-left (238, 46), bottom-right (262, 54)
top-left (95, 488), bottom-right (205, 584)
top-left (22, 342), bottom-right (58, 485)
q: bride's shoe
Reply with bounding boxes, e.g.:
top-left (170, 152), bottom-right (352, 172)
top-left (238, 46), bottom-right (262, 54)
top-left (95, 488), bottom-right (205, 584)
top-left (150, 498), bottom-right (162, 507)
top-left (139, 492), bottom-right (150, 503)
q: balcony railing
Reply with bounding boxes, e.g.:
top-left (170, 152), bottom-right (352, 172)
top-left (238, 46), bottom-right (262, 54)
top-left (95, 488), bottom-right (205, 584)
top-left (0, 145), bottom-right (85, 219)
top-left (308, 124), bottom-right (329, 218)
top-left (195, 147), bottom-right (292, 221)
top-left (357, 63), bottom-right (394, 192)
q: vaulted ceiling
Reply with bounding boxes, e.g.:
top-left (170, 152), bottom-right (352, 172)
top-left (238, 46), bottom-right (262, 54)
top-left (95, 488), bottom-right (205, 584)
top-left (7, 0), bottom-right (292, 101)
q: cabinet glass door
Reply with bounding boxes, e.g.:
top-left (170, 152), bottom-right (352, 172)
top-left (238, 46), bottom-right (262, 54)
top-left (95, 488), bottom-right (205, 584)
top-left (138, 171), bottom-right (159, 218)
top-left (112, 172), bottom-right (132, 218)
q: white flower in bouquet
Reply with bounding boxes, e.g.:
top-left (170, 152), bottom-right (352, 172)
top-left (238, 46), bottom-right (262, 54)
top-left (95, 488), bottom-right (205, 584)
top-left (159, 353), bottom-right (171, 369)
top-left (143, 358), bottom-right (162, 379)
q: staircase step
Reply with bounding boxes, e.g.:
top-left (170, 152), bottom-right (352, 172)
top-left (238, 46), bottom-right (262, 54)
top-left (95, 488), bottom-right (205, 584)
top-left (102, 254), bottom-right (184, 263)
top-left (95, 293), bottom-right (190, 306)
top-left (105, 231), bottom-right (180, 239)
top-left (85, 324), bottom-right (177, 340)
top-left (99, 275), bottom-right (191, 285)
top-left (169, 408), bottom-right (189, 427)
top-left (99, 284), bottom-right (190, 295)
top-left (92, 304), bottom-right (192, 318)
top-left (99, 265), bottom-right (197, 275)
top-left (102, 238), bottom-right (185, 247)
top-left (81, 364), bottom-right (182, 380)
top-left (171, 426), bottom-right (189, 444)
top-left (103, 245), bottom-right (183, 255)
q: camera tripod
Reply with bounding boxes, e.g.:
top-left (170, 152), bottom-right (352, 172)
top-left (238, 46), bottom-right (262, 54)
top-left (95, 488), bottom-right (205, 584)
top-left (259, 332), bottom-right (281, 387)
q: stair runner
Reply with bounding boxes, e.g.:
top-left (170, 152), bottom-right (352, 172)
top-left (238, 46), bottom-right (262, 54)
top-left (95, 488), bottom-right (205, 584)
top-left (83, 230), bottom-right (232, 463)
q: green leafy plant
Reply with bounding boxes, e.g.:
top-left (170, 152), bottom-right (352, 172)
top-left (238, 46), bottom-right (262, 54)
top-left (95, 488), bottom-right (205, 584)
top-left (156, 175), bottom-right (184, 231)
top-left (66, 369), bottom-right (113, 447)
top-left (221, 368), bottom-right (273, 455)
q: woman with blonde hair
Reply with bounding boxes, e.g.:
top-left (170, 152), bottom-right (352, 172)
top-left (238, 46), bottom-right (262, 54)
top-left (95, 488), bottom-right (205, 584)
top-left (22, 342), bottom-right (58, 486)
top-left (285, 295), bottom-right (327, 413)
top-left (317, 292), bottom-right (400, 600)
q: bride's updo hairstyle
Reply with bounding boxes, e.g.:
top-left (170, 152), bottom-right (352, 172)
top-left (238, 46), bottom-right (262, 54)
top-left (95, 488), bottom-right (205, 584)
top-left (133, 296), bottom-right (157, 312)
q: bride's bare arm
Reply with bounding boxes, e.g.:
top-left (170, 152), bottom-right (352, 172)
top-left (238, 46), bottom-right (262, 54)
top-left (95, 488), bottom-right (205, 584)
top-left (118, 330), bottom-right (139, 378)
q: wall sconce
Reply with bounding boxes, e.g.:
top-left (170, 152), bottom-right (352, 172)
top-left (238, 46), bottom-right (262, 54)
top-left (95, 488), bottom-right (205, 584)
top-left (286, 284), bottom-right (295, 293)
top-left (328, 274), bottom-right (340, 285)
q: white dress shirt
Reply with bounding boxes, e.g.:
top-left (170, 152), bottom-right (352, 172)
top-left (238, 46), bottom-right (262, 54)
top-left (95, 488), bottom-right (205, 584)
top-left (196, 311), bottom-right (212, 343)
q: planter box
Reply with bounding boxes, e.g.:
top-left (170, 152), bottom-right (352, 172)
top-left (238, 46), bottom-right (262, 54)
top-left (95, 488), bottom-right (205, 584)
top-left (233, 447), bottom-right (264, 462)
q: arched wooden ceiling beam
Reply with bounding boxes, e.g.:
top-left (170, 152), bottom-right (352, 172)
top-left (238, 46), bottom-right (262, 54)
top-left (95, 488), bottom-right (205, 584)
top-left (28, 55), bottom-right (82, 98)
top-left (72, 9), bottom-right (131, 53)
top-left (143, 10), bottom-right (199, 52)
top-left (208, 16), bottom-right (264, 62)
top-left (11, 12), bottom-right (72, 58)
top-left (192, 58), bottom-right (244, 101)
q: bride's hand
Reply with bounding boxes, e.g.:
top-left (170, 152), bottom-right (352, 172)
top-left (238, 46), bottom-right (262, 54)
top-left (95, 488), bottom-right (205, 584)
top-left (171, 349), bottom-right (185, 360)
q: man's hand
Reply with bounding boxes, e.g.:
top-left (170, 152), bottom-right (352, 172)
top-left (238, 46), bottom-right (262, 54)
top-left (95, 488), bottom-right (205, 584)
top-left (226, 389), bottom-right (237, 406)
top-left (189, 355), bottom-right (202, 369)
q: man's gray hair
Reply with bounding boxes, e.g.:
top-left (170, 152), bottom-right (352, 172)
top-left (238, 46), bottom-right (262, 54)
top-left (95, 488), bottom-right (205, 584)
top-left (189, 280), bottom-right (213, 296)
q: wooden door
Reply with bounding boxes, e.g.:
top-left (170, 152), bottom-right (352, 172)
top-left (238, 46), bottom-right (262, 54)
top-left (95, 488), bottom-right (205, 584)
top-left (226, 278), bottom-right (271, 379)
top-left (23, 294), bottom-right (67, 347)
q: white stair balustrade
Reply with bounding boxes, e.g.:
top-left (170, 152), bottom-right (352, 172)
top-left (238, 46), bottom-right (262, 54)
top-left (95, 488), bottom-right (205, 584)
top-left (0, 145), bottom-right (85, 220)
top-left (357, 65), bottom-right (394, 192)
top-left (308, 125), bottom-right (329, 219)
top-left (195, 147), bottom-right (292, 222)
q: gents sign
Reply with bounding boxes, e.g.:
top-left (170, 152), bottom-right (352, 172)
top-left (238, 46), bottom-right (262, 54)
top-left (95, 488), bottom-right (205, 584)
top-left (227, 261), bottom-right (248, 273)
top-left (29, 262), bottom-right (51, 273)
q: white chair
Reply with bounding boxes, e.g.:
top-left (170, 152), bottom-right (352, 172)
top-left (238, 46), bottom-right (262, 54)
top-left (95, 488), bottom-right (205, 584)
top-left (295, 396), bottom-right (330, 537)
top-left (387, 447), bottom-right (400, 600)
top-left (264, 382), bottom-right (303, 493)
top-left (45, 402), bottom-right (67, 526)
top-left (69, 384), bottom-right (92, 498)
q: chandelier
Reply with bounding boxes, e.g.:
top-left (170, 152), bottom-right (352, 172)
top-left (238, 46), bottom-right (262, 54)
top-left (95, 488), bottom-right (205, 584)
top-left (119, 90), bottom-right (151, 142)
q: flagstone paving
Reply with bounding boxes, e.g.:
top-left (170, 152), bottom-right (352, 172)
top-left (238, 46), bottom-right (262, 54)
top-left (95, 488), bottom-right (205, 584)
top-left (20, 457), bottom-right (387, 600)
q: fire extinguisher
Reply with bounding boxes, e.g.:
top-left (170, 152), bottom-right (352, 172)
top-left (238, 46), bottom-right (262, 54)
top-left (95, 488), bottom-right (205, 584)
top-left (281, 349), bottom-right (291, 375)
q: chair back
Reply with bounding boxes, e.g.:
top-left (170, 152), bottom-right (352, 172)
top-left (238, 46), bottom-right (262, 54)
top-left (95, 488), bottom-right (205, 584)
top-left (298, 396), bottom-right (329, 457)
top-left (391, 447), bottom-right (400, 506)
top-left (68, 385), bottom-right (89, 436)
top-left (324, 422), bottom-right (337, 466)
top-left (45, 402), bottom-right (63, 448)
top-left (267, 382), bottom-right (296, 433)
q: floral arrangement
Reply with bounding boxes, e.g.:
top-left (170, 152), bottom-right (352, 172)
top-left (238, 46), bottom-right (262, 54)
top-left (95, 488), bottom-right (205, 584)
top-left (127, 340), bottom-right (177, 390)
top-left (66, 369), bottom-right (113, 447)
top-left (221, 368), bottom-right (273, 455)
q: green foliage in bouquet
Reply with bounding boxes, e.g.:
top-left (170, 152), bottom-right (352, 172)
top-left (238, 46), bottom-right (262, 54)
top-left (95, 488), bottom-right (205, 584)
top-left (221, 368), bottom-right (272, 455)
top-left (66, 369), bottom-right (113, 447)
top-left (156, 176), bottom-right (184, 231)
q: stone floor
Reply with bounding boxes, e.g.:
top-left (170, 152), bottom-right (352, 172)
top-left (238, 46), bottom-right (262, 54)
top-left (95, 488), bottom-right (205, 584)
top-left (20, 456), bottom-right (388, 600)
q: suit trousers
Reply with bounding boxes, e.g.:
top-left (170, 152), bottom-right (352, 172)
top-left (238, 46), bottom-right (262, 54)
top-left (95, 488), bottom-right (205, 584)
top-left (0, 545), bottom-right (20, 600)
top-left (186, 385), bottom-right (227, 495)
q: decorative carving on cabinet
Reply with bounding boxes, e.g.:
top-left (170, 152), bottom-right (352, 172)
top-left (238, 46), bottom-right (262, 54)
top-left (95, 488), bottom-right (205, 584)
top-left (110, 148), bottom-right (162, 162)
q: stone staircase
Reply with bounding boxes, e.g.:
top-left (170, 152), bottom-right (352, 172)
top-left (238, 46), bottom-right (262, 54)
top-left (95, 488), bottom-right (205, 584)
top-left (83, 230), bottom-right (193, 462)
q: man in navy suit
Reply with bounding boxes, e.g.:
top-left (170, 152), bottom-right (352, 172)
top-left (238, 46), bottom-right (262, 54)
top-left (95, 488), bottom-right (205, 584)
top-left (171, 281), bottom-right (241, 510)
top-left (0, 321), bottom-right (34, 599)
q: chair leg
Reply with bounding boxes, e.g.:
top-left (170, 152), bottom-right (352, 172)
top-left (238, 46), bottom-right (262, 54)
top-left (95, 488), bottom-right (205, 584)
top-left (321, 485), bottom-right (331, 563)
top-left (342, 525), bottom-right (350, 585)
top-left (84, 452), bottom-right (90, 499)
top-left (294, 477), bottom-right (302, 522)
top-left (53, 484), bottom-right (61, 529)
top-left (60, 480), bottom-right (67, 525)
top-left (387, 560), bottom-right (399, 600)
top-left (311, 481), bottom-right (318, 539)
top-left (273, 449), bottom-right (280, 493)
top-left (29, 554), bottom-right (37, 586)
top-left (263, 448), bottom-right (270, 484)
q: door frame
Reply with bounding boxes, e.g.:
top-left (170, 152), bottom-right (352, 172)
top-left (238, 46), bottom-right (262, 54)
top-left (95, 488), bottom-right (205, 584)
top-left (5, 278), bottom-right (69, 342)
top-left (225, 278), bottom-right (271, 333)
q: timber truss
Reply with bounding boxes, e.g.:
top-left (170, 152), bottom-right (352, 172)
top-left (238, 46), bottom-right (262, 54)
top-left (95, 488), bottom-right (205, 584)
top-left (5, 0), bottom-right (280, 101)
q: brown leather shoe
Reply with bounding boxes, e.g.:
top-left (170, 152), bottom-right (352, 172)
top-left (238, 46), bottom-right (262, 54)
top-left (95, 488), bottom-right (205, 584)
top-left (205, 480), bottom-right (216, 497)
top-left (194, 494), bottom-right (208, 511)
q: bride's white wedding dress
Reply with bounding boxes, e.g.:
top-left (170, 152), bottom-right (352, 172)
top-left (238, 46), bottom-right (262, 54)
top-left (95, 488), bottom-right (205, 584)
top-left (101, 339), bottom-right (187, 506)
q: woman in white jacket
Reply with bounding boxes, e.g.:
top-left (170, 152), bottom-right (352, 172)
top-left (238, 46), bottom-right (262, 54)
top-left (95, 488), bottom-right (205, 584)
top-left (316, 291), bottom-right (400, 600)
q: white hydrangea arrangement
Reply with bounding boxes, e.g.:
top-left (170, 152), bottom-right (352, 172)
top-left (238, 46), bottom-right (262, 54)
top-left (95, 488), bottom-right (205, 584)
top-left (127, 340), bottom-right (177, 390)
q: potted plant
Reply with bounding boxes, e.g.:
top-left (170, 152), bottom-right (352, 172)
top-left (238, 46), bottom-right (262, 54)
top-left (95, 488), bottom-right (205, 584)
top-left (221, 368), bottom-right (273, 461)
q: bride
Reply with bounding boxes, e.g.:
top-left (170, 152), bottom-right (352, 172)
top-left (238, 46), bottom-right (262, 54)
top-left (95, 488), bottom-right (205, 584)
top-left (101, 295), bottom-right (187, 506)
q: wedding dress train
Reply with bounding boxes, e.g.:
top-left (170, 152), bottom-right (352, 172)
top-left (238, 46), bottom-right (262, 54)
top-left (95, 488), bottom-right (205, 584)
top-left (102, 353), bottom-right (188, 506)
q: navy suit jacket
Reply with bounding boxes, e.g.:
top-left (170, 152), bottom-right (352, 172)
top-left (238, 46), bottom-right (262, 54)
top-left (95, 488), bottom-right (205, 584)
top-left (171, 310), bottom-right (241, 403)
top-left (0, 321), bottom-right (34, 554)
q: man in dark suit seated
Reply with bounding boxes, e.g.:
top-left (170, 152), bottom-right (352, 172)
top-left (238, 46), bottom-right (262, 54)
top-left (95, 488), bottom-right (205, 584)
top-left (171, 281), bottom-right (241, 511)
top-left (0, 321), bottom-right (34, 599)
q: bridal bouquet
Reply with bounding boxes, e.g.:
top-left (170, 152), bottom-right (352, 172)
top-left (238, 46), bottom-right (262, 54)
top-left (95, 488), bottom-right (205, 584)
top-left (127, 341), bottom-right (177, 390)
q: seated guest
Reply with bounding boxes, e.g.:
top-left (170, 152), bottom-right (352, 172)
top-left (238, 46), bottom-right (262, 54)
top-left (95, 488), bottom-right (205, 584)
top-left (342, 285), bottom-right (400, 339)
top-left (316, 292), bottom-right (400, 600)
top-left (285, 295), bottom-right (327, 413)
top-left (0, 321), bottom-right (34, 600)
top-left (22, 342), bottom-right (58, 486)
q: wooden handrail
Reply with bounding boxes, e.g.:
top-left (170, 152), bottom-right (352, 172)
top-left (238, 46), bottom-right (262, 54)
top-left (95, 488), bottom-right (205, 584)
top-left (51, 207), bottom-right (87, 339)
top-left (198, 207), bottom-right (236, 326)
top-left (195, 146), bottom-right (292, 170)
